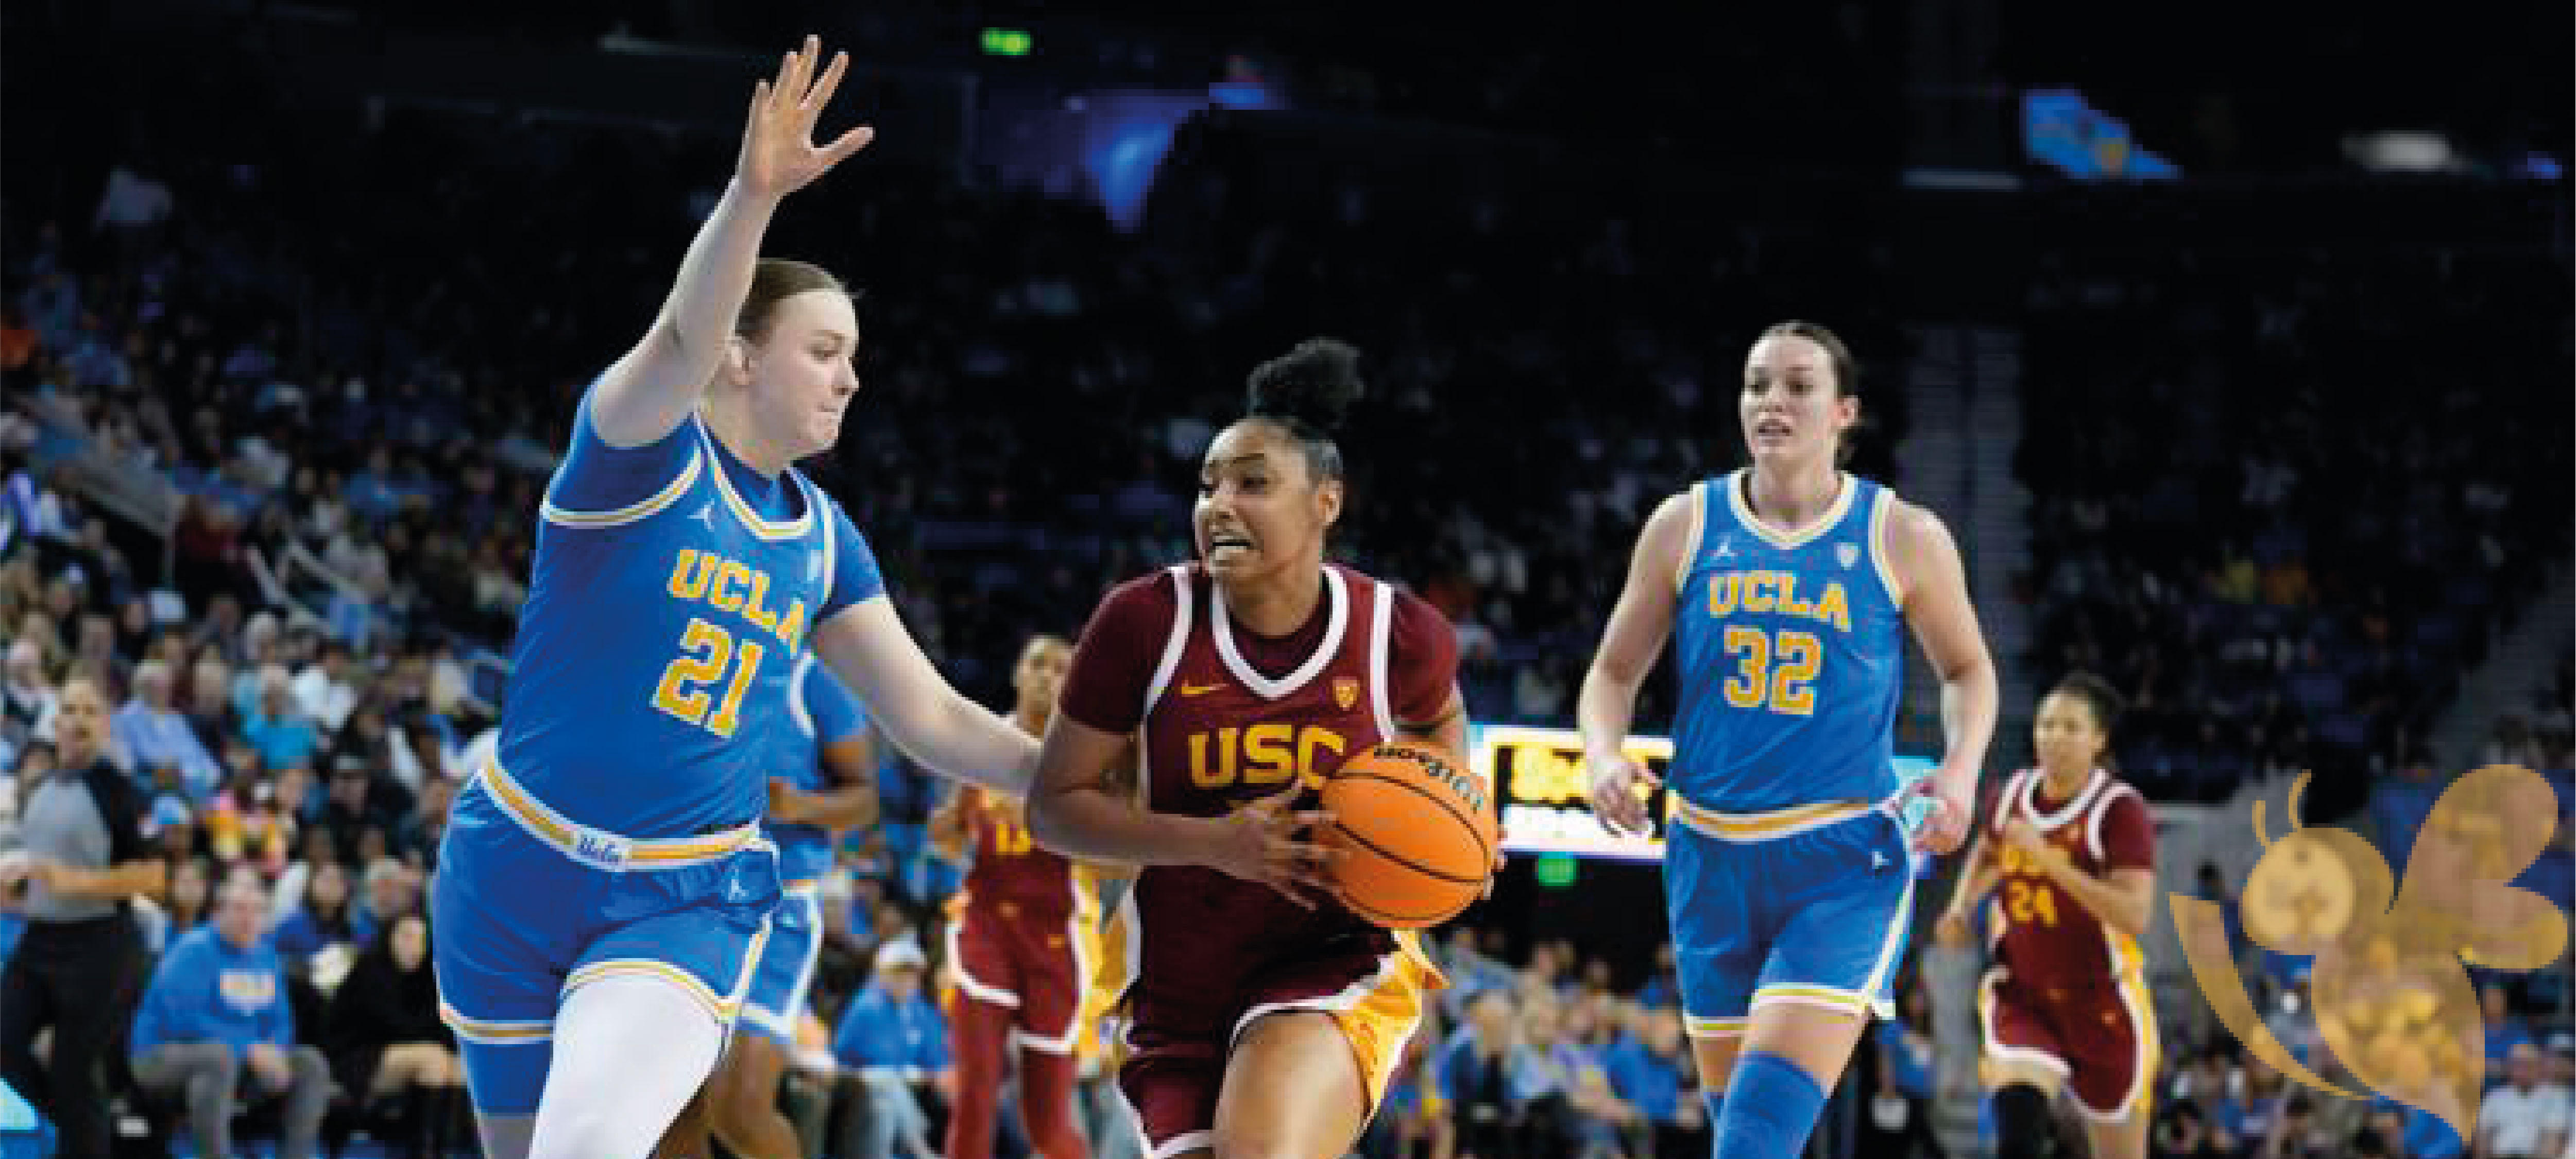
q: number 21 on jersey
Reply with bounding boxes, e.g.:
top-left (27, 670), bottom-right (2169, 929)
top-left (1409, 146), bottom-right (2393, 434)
top-left (652, 617), bottom-right (764, 737)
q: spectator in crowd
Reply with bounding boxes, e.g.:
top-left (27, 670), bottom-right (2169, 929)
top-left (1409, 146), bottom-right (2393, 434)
top-left (129, 868), bottom-right (331, 1159)
top-left (830, 936), bottom-right (950, 1159)
top-left (2475, 1043), bottom-right (2570, 1159)
top-left (325, 911), bottom-right (464, 1159)
top-left (0, 675), bottom-right (162, 1159)
top-left (2482, 981), bottom-right (2537, 1074)
top-left (112, 658), bottom-right (222, 801)
top-left (356, 855), bottom-right (421, 939)
top-left (181, 652), bottom-right (237, 754)
top-left (1439, 988), bottom-right (1521, 1158)
top-left (271, 856), bottom-right (360, 965)
top-left (1, 642), bottom-right (52, 744)
top-left (144, 854), bottom-right (214, 953)
top-left (291, 639), bottom-right (357, 735)
top-left (242, 664), bottom-right (318, 773)
top-left (1857, 980), bottom-right (1941, 1158)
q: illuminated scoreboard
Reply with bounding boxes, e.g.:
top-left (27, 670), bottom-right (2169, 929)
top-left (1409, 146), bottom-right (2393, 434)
top-left (1468, 724), bottom-right (1938, 863)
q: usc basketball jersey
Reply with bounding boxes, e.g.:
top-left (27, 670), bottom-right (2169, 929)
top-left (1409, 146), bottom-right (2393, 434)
top-left (498, 407), bottom-right (881, 838)
top-left (1984, 767), bottom-right (2155, 992)
top-left (959, 786), bottom-right (1082, 911)
top-left (1670, 470), bottom-right (1907, 811)
top-left (1120, 564), bottom-right (1408, 999)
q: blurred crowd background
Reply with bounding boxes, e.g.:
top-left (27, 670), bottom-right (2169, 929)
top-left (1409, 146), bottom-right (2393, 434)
top-left (1, 1), bottom-right (2568, 1156)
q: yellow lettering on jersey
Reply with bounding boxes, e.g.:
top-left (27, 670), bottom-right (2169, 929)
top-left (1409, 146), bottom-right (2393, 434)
top-left (1743, 572), bottom-right (1779, 613)
top-left (1815, 582), bottom-right (1851, 633)
top-left (776, 601), bottom-right (807, 653)
top-left (667, 550), bottom-right (804, 649)
top-left (1189, 728), bottom-right (1238, 789)
top-left (1295, 728), bottom-right (1349, 792)
top-left (1243, 723), bottom-right (1297, 785)
top-left (1707, 570), bottom-right (1852, 635)
top-left (711, 560), bottom-right (753, 612)
top-left (667, 549), bottom-right (718, 600)
top-left (1187, 725), bottom-right (1351, 789)
top-left (741, 571), bottom-right (779, 635)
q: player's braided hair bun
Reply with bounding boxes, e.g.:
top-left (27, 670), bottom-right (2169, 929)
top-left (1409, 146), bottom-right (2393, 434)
top-left (1246, 337), bottom-right (1364, 439)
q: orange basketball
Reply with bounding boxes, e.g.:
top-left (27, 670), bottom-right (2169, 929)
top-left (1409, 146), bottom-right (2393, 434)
top-left (1321, 741), bottom-right (1498, 929)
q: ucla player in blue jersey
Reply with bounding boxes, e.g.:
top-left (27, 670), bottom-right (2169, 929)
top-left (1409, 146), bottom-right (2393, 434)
top-left (1577, 320), bottom-right (1999, 1157)
top-left (660, 651), bottom-right (881, 1159)
top-left (432, 37), bottom-right (1044, 1159)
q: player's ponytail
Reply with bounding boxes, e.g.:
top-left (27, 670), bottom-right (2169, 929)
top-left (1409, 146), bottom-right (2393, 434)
top-left (1245, 337), bottom-right (1364, 483)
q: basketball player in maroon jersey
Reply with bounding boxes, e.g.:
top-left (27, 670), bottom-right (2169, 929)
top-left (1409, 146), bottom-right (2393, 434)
top-left (1026, 337), bottom-right (1472, 1159)
top-left (930, 633), bottom-right (1113, 1159)
top-left (1936, 672), bottom-right (2159, 1159)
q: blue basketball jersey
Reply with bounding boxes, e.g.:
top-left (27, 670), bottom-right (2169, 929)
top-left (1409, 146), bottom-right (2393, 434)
top-left (777, 651), bottom-right (871, 883)
top-left (497, 399), bottom-right (882, 838)
top-left (1669, 470), bottom-right (1907, 811)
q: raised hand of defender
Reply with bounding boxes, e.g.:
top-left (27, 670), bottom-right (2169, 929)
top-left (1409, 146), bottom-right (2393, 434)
top-left (1204, 795), bottom-right (1341, 909)
top-left (737, 35), bottom-right (875, 200)
top-left (1584, 751), bottom-right (1661, 838)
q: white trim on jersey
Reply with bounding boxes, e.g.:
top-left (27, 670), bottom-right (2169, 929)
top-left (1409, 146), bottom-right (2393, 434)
top-left (1672, 481), bottom-right (1706, 594)
top-left (1976, 967), bottom-right (2076, 1078)
top-left (2087, 782), bottom-right (2141, 865)
top-left (810, 472), bottom-right (836, 602)
top-left (1016, 897), bottom-right (1095, 1055)
top-left (1725, 468), bottom-right (1860, 551)
top-left (1989, 769), bottom-right (2030, 837)
top-left (1867, 486), bottom-right (1906, 607)
top-left (1139, 566), bottom-right (1196, 807)
top-left (1149, 1132), bottom-right (1215, 1159)
top-left (2020, 767), bottom-right (2107, 831)
top-left (1368, 578), bottom-right (1396, 738)
top-left (539, 443), bottom-right (705, 529)
top-left (1210, 567), bottom-right (1350, 700)
top-left (1226, 948), bottom-right (1401, 1050)
top-left (690, 416), bottom-right (816, 542)
top-left (1143, 566), bottom-right (1195, 714)
top-left (946, 917), bottom-right (1022, 1010)
top-left (787, 653), bottom-right (817, 739)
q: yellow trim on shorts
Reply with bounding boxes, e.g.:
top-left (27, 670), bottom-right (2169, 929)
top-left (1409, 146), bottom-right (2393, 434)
top-left (1669, 797), bottom-right (1873, 842)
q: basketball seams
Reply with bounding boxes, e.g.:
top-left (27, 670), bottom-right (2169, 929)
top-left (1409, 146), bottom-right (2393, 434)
top-left (1339, 770), bottom-right (1496, 871)
top-left (1324, 799), bottom-right (1485, 885)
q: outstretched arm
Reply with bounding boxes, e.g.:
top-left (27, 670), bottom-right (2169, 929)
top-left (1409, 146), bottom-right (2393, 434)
top-left (588, 36), bottom-right (874, 447)
top-left (811, 599), bottom-right (1036, 795)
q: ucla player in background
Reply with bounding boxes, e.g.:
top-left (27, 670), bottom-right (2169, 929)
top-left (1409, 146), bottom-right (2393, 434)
top-left (661, 651), bottom-right (882, 1159)
top-left (433, 37), bottom-right (1043, 1159)
top-left (1577, 320), bottom-right (1998, 1157)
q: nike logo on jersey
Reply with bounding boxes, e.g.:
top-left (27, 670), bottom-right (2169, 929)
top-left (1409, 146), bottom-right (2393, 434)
top-left (1177, 681), bottom-right (1224, 697)
top-left (692, 501), bottom-right (716, 528)
top-left (1871, 850), bottom-right (1890, 871)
